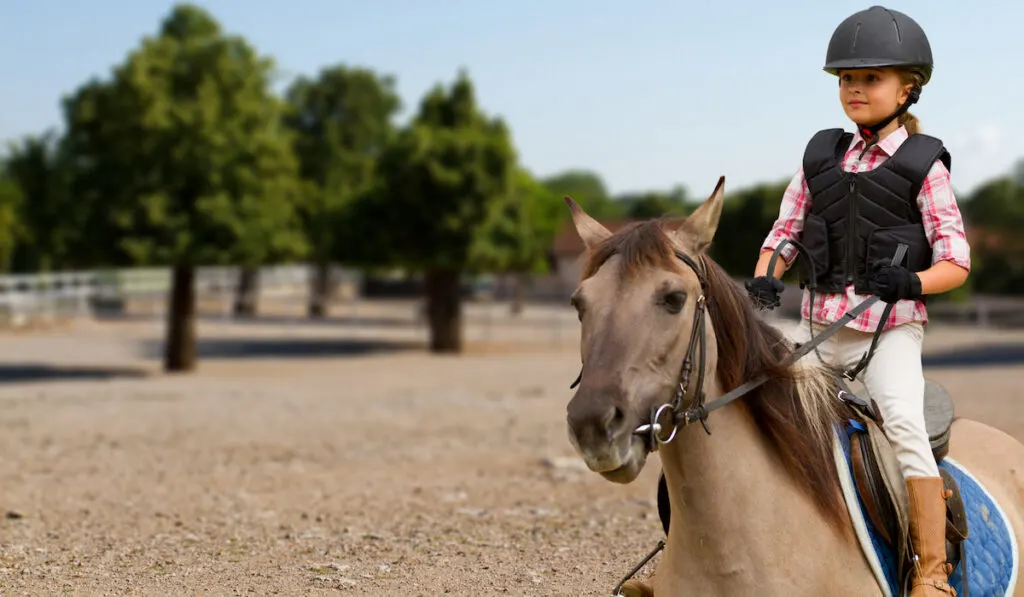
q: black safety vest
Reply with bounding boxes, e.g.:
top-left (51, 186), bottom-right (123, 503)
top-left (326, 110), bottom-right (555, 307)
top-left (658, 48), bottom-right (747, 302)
top-left (798, 128), bottom-right (951, 294)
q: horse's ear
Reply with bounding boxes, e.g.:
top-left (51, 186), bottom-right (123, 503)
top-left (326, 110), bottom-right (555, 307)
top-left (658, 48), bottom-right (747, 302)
top-left (564, 196), bottom-right (612, 250)
top-left (676, 176), bottom-right (725, 253)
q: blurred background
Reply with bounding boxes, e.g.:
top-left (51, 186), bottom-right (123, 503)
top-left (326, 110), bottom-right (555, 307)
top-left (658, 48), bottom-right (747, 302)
top-left (0, 2), bottom-right (1020, 595)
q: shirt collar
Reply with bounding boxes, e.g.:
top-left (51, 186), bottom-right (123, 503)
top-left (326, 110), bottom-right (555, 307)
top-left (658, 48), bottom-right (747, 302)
top-left (850, 125), bottom-right (909, 156)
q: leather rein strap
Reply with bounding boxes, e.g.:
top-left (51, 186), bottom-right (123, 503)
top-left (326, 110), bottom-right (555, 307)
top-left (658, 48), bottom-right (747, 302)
top-left (605, 240), bottom-right (909, 597)
top-left (663, 242), bottom-right (907, 438)
top-left (570, 241), bottom-right (908, 447)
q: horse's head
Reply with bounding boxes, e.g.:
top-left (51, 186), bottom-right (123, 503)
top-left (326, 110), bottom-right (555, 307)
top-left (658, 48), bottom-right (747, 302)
top-left (564, 176), bottom-right (726, 483)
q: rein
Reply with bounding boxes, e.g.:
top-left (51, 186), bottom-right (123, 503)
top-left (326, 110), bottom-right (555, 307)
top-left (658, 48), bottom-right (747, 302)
top-left (572, 240), bottom-right (907, 448)
top-left (639, 241), bottom-right (905, 445)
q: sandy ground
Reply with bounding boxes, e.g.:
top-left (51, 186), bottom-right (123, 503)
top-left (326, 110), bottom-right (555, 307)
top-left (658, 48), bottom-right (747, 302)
top-left (0, 299), bottom-right (1023, 596)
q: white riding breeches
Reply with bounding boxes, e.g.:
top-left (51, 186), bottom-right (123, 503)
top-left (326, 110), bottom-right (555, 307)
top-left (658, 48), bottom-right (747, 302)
top-left (787, 319), bottom-right (940, 479)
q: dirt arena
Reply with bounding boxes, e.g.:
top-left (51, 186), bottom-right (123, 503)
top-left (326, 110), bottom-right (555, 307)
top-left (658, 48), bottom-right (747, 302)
top-left (1, 299), bottom-right (1023, 596)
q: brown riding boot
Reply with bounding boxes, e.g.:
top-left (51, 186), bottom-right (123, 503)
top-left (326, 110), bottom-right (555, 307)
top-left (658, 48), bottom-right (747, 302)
top-left (907, 476), bottom-right (956, 596)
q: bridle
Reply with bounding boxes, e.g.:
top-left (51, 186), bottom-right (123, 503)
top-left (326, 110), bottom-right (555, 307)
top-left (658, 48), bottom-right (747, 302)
top-left (633, 249), bottom-right (713, 444)
top-left (568, 248), bottom-right (713, 447)
top-left (570, 239), bottom-right (910, 596)
top-left (570, 240), bottom-right (908, 455)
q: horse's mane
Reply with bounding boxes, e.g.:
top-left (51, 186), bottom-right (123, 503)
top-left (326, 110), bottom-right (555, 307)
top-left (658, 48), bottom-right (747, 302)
top-left (582, 219), bottom-right (853, 534)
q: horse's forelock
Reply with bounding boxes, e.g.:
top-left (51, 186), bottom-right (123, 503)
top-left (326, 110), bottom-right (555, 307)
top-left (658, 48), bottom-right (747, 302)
top-left (580, 220), bottom-right (685, 282)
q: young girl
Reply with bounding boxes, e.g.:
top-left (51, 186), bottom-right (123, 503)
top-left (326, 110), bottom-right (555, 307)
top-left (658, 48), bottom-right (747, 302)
top-left (746, 6), bottom-right (970, 596)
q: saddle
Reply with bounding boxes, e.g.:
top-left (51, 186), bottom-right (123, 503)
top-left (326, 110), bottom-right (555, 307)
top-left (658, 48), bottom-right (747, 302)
top-left (839, 377), bottom-right (971, 595)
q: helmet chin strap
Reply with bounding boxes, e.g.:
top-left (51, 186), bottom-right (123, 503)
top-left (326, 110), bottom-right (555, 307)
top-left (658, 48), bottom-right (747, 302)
top-left (856, 85), bottom-right (922, 147)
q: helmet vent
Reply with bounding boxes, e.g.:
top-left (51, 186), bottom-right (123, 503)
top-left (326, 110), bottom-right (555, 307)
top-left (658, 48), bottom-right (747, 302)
top-left (852, 22), bottom-right (861, 50)
top-left (879, 6), bottom-right (903, 42)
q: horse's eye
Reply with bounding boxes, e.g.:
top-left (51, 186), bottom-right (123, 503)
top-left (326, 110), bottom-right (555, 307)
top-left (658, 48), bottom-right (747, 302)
top-left (570, 295), bottom-right (585, 320)
top-left (662, 291), bottom-right (687, 314)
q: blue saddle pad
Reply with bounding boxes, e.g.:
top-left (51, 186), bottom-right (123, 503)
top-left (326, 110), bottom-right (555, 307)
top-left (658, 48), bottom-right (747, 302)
top-left (837, 421), bottom-right (1019, 596)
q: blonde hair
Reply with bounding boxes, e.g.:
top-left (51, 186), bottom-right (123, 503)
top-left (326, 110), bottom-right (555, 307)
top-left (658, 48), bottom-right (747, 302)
top-left (895, 69), bottom-right (925, 135)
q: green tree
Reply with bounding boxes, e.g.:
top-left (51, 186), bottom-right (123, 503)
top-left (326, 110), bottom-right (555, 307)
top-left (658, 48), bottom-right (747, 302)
top-left (709, 179), bottom-right (790, 278)
top-left (542, 170), bottom-right (623, 220)
top-left (470, 168), bottom-right (562, 314)
top-left (963, 176), bottom-right (1024, 231)
top-left (283, 64), bottom-right (401, 318)
top-left (2, 132), bottom-right (79, 273)
top-left (616, 186), bottom-right (692, 219)
top-left (344, 70), bottom-right (516, 352)
top-left (962, 174), bottom-right (1024, 294)
top-left (61, 3), bottom-right (308, 371)
top-left (0, 169), bottom-right (24, 273)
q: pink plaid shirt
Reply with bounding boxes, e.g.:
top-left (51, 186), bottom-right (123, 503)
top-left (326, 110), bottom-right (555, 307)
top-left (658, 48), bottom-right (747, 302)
top-left (761, 125), bottom-right (971, 333)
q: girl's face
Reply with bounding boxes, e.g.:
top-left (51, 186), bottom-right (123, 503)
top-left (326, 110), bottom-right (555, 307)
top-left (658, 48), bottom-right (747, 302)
top-left (837, 68), bottom-right (912, 126)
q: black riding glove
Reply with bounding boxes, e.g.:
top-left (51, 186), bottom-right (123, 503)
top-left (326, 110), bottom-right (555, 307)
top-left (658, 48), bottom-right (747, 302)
top-left (867, 262), bottom-right (923, 304)
top-left (744, 276), bottom-right (785, 310)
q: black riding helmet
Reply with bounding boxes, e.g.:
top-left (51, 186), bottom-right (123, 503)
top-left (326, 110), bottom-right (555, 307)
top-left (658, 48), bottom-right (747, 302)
top-left (823, 6), bottom-right (933, 143)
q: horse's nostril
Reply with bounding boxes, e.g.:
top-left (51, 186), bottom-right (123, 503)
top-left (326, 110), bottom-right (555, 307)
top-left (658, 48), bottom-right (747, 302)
top-left (604, 406), bottom-right (627, 434)
top-left (567, 397), bottom-right (631, 444)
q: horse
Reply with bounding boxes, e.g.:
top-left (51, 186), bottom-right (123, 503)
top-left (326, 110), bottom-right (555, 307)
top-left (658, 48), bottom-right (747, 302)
top-left (562, 176), bottom-right (1024, 596)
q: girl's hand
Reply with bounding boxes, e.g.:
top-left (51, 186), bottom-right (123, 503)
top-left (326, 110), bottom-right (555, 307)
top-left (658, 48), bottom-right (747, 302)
top-left (867, 262), bottom-right (923, 303)
top-left (745, 276), bottom-right (786, 309)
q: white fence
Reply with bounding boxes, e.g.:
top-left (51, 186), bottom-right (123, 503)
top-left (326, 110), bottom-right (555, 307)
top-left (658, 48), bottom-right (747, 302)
top-left (0, 264), bottom-right (357, 327)
top-left (2, 264), bottom-right (1022, 330)
top-left (0, 271), bottom-right (96, 326)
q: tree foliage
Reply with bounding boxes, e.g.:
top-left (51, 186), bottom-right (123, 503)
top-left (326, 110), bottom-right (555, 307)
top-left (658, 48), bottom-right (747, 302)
top-left (349, 71), bottom-right (516, 271)
top-left (282, 64), bottom-right (401, 316)
top-left (0, 168), bottom-right (24, 273)
top-left (708, 179), bottom-right (791, 279)
top-left (617, 186), bottom-right (693, 219)
top-left (284, 64), bottom-right (401, 260)
top-left (61, 3), bottom-right (308, 268)
top-left (469, 168), bottom-right (562, 275)
top-left (2, 133), bottom-right (77, 272)
top-left (542, 170), bottom-right (620, 220)
top-left (56, 3), bottom-right (309, 370)
top-left (961, 175), bottom-right (1024, 294)
top-left (342, 70), bottom-right (516, 350)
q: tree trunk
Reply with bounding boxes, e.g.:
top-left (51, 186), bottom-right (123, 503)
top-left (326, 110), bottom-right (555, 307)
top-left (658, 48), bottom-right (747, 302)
top-left (165, 265), bottom-right (197, 372)
top-left (308, 262), bottom-right (330, 319)
top-left (233, 266), bottom-right (259, 317)
top-left (424, 268), bottom-right (462, 353)
top-left (510, 272), bottom-right (526, 316)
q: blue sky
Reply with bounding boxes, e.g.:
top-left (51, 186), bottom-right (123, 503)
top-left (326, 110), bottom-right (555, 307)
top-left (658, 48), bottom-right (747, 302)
top-left (0, 1), bottom-right (1019, 199)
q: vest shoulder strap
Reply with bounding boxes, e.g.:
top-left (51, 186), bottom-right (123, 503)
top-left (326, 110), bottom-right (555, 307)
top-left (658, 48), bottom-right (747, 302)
top-left (802, 128), bottom-right (853, 180)
top-left (885, 133), bottom-right (952, 201)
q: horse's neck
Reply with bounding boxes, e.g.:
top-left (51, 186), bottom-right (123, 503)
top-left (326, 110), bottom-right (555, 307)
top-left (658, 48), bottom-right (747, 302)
top-left (657, 396), bottom-right (859, 594)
